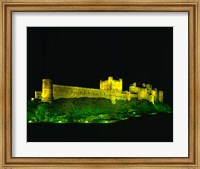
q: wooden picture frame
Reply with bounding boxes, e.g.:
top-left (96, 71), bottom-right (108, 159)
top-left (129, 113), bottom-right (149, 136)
top-left (0, 0), bottom-right (199, 168)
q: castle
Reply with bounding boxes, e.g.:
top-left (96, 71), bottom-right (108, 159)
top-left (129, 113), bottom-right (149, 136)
top-left (32, 76), bottom-right (163, 104)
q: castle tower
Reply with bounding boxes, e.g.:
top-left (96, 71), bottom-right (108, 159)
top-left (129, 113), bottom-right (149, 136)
top-left (41, 79), bottom-right (53, 103)
top-left (108, 76), bottom-right (113, 82)
top-left (35, 91), bottom-right (42, 99)
top-left (100, 76), bottom-right (122, 92)
top-left (119, 78), bottom-right (123, 92)
top-left (158, 91), bottom-right (164, 103)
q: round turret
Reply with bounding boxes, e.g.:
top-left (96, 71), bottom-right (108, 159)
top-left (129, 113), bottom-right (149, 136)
top-left (41, 79), bottom-right (53, 103)
top-left (158, 91), bottom-right (164, 103)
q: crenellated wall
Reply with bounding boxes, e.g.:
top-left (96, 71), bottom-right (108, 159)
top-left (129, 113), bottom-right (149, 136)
top-left (53, 84), bottom-right (136, 104)
top-left (33, 77), bottom-right (163, 104)
top-left (129, 82), bottom-right (163, 104)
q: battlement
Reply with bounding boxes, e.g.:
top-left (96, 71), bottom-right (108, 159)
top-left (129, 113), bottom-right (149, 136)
top-left (100, 76), bottom-right (123, 92)
top-left (32, 77), bottom-right (163, 104)
top-left (129, 82), bottom-right (163, 104)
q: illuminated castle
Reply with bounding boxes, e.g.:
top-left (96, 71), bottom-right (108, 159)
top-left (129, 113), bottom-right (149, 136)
top-left (32, 76), bottom-right (163, 104)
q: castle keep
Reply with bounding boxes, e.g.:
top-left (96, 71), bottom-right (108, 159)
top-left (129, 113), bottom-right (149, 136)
top-left (32, 76), bottom-right (164, 104)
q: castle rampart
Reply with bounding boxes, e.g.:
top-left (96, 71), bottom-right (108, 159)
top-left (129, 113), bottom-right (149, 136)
top-left (32, 76), bottom-right (163, 104)
top-left (52, 84), bottom-right (134, 104)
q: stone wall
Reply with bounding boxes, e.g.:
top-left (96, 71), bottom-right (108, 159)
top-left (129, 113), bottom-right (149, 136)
top-left (36, 78), bottom-right (163, 104)
top-left (129, 82), bottom-right (163, 104)
top-left (53, 84), bottom-right (133, 104)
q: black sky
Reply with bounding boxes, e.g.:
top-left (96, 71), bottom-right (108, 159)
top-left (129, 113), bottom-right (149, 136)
top-left (27, 27), bottom-right (173, 107)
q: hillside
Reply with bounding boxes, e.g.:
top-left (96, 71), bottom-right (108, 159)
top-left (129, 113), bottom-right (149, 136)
top-left (27, 98), bottom-right (172, 123)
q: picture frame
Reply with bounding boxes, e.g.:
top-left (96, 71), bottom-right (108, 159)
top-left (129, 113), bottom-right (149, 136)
top-left (0, 0), bottom-right (199, 168)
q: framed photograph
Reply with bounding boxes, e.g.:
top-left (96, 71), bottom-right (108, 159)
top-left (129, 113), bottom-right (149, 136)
top-left (27, 26), bottom-right (174, 143)
top-left (0, 0), bottom-right (199, 168)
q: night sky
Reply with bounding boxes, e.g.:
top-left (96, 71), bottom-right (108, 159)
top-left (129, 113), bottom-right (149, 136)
top-left (27, 27), bottom-right (173, 107)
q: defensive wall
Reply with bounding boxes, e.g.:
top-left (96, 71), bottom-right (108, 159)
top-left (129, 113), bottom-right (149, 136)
top-left (52, 84), bottom-right (135, 104)
top-left (32, 76), bottom-right (164, 104)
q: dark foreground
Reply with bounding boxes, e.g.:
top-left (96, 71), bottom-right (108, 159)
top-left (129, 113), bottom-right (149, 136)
top-left (27, 113), bottom-right (173, 142)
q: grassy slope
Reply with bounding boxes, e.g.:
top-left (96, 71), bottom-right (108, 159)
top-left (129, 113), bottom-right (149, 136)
top-left (27, 98), bottom-right (172, 123)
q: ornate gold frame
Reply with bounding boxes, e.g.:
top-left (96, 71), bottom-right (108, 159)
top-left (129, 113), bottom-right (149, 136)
top-left (0, 0), bottom-right (199, 168)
